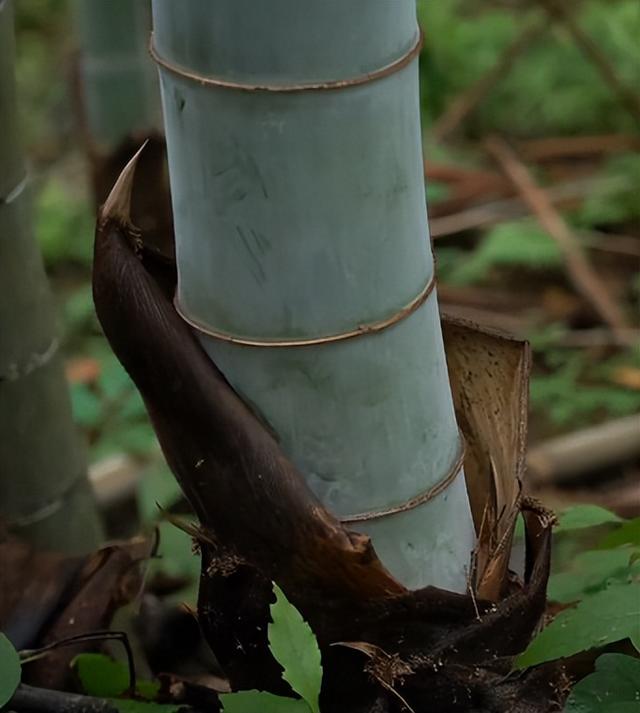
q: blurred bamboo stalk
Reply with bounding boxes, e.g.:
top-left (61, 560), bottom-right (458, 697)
top-left (528, 414), bottom-right (640, 485)
top-left (73, 0), bottom-right (159, 153)
top-left (0, 0), bottom-right (102, 552)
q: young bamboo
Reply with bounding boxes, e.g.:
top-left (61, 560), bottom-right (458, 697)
top-left (151, 0), bottom-right (475, 590)
top-left (0, 0), bottom-right (102, 552)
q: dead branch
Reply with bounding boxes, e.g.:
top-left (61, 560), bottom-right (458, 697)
top-left (429, 174), bottom-right (626, 237)
top-left (527, 414), bottom-right (640, 485)
top-left (485, 136), bottom-right (632, 345)
top-left (8, 684), bottom-right (206, 713)
top-left (519, 134), bottom-right (640, 163)
top-left (537, 0), bottom-right (640, 123)
top-left (431, 20), bottom-right (547, 142)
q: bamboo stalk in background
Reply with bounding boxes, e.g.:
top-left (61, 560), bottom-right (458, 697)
top-left (0, 0), bottom-right (102, 552)
top-left (74, 0), bottom-right (159, 153)
top-left (151, 0), bottom-right (475, 590)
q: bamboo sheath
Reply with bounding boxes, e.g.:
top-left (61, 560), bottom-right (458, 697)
top-left (152, 0), bottom-right (475, 590)
top-left (0, 0), bottom-right (101, 552)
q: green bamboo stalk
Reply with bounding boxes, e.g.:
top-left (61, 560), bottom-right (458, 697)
top-left (74, 0), bottom-right (159, 151)
top-left (0, 0), bottom-right (102, 553)
top-left (152, 0), bottom-right (475, 590)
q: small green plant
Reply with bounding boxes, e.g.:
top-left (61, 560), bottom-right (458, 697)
top-left (515, 505), bottom-right (640, 710)
top-left (530, 349), bottom-right (640, 427)
top-left (564, 653), bottom-right (640, 712)
top-left (444, 220), bottom-right (562, 286)
top-left (220, 583), bottom-right (323, 713)
top-left (0, 633), bottom-right (20, 708)
top-left (73, 652), bottom-right (161, 701)
top-left (70, 583), bottom-right (323, 712)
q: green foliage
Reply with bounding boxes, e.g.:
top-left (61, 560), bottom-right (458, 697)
top-left (72, 653), bottom-right (182, 712)
top-left (220, 691), bottom-right (308, 713)
top-left (0, 633), bottom-right (20, 708)
top-left (35, 177), bottom-right (94, 267)
top-left (556, 505), bottom-right (622, 533)
top-left (221, 583), bottom-right (323, 713)
top-left (519, 509), bottom-right (640, 676)
top-left (69, 345), bottom-right (156, 462)
top-left (599, 519), bottom-right (640, 550)
top-left (564, 654), bottom-right (640, 713)
top-left (575, 154), bottom-right (640, 227)
top-left (73, 653), bottom-right (159, 700)
top-left (111, 701), bottom-right (181, 713)
top-left (62, 284), bottom-right (99, 338)
top-left (445, 220), bottom-right (562, 285)
top-left (136, 463), bottom-right (200, 603)
top-left (137, 463), bottom-right (183, 524)
top-left (418, 1), bottom-right (640, 136)
top-left (530, 351), bottom-right (640, 427)
top-left (269, 585), bottom-right (322, 713)
top-left (516, 582), bottom-right (640, 669)
top-left (548, 548), bottom-right (639, 603)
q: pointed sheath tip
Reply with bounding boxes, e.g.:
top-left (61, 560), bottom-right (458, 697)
top-left (100, 140), bottom-right (149, 227)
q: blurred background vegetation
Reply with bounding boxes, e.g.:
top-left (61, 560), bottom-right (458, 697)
top-left (12, 0), bottom-right (640, 554)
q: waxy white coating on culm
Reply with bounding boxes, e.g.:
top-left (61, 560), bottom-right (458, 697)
top-left (152, 0), bottom-right (476, 591)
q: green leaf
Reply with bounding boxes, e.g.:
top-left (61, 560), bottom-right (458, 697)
top-left (514, 514), bottom-right (525, 540)
top-left (448, 220), bottom-right (562, 285)
top-left (516, 583), bottom-right (640, 669)
top-left (137, 463), bottom-right (184, 524)
top-left (35, 178), bottom-right (94, 267)
top-left (70, 383), bottom-right (103, 429)
top-left (269, 584), bottom-right (322, 713)
top-left (73, 653), bottom-right (159, 700)
top-left (599, 519), bottom-right (640, 550)
top-left (548, 549), bottom-right (640, 603)
top-left (220, 690), bottom-right (308, 712)
top-left (564, 654), bottom-right (640, 712)
top-left (0, 633), bottom-right (20, 708)
top-left (556, 505), bottom-right (622, 533)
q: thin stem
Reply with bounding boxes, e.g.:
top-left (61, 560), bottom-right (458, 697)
top-left (20, 631), bottom-right (136, 695)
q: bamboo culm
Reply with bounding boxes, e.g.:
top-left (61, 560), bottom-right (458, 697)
top-left (74, 0), bottom-right (160, 150)
top-left (0, 0), bottom-right (102, 552)
top-left (151, 0), bottom-right (475, 590)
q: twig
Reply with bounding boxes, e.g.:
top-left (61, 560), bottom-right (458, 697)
top-left (429, 174), bottom-right (627, 237)
top-left (580, 230), bottom-right (640, 259)
top-left (8, 684), bottom-right (203, 713)
top-left (519, 133), bottom-right (640, 163)
top-left (485, 136), bottom-right (632, 345)
top-left (431, 19), bottom-right (547, 142)
top-left (527, 414), bottom-right (640, 485)
top-left (8, 685), bottom-right (118, 713)
top-left (20, 631), bottom-right (136, 696)
top-left (556, 327), bottom-right (640, 348)
top-left (537, 0), bottom-right (640, 123)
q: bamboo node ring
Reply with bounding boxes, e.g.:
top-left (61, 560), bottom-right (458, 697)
top-left (340, 435), bottom-right (466, 523)
top-left (174, 272), bottom-right (436, 348)
top-left (0, 174), bottom-right (28, 205)
top-left (149, 31), bottom-right (423, 93)
top-left (6, 471), bottom-right (87, 528)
